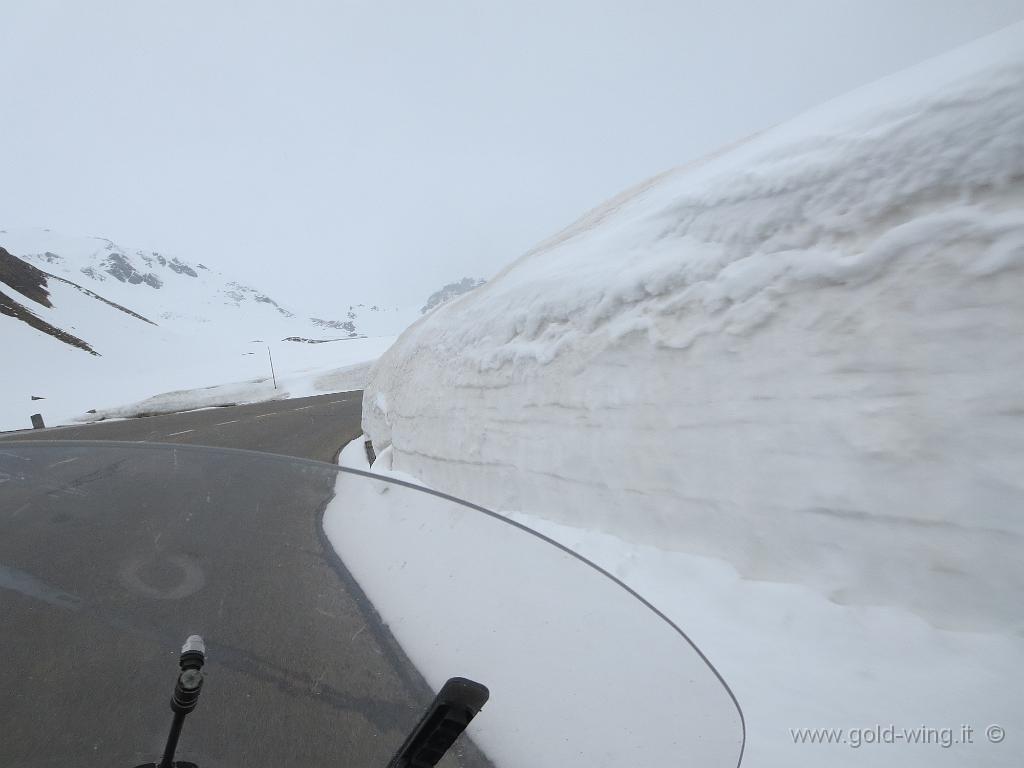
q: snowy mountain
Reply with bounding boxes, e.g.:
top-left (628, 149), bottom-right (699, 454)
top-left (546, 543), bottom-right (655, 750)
top-left (0, 228), bottom-right (415, 346)
top-left (0, 227), bottom-right (416, 429)
top-left (362, 22), bottom-right (1024, 768)
top-left (420, 277), bottom-right (486, 314)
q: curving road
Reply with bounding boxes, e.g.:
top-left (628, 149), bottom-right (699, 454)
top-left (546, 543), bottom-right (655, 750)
top-left (0, 394), bottom-right (491, 768)
top-left (0, 391), bottom-right (365, 462)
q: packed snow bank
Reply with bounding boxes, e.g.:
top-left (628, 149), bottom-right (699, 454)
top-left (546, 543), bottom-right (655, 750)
top-left (337, 437), bottom-right (1021, 767)
top-left (80, 359), bottom-right (375, 421)
top-left (328, 437), bottom-right (744, 768)
top-left (362, 24), bottom-right (1024, 768)
top-left (502, 510), bottom-right (1022, 768)
top-left (1, 331), bottom-right (393, 430)
top-left (364, 24), bottom-right (1024, 635)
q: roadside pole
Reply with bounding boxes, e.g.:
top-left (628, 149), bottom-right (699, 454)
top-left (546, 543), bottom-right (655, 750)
top-left (267, 345), bottom-right (278, 389)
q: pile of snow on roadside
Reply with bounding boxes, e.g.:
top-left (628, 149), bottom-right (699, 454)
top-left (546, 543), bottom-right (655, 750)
top-left (365, 23), bottom-right (1024, 630)
top-left (361, 24), bottom-right (1024, 768)
top-left (82, 360), bottom-right (374, 421)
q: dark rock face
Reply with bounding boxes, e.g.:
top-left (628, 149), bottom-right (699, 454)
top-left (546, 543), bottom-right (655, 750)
top-left (166, 256), bottom-right (198, 277)
top-left (0, 246), bottom-right (52, 307)
top-left (255, 294), bottom-right (294, 317)
top-left (283, 336), bottom-right (315, 343)
top-left (282, 335), bottom-right (361, 343)
top-left (151, 252), bottom-right (197, 276)
top-left (311, 317), bottom-right (357, 334)
top-left (421, 277), bottom-right (486, 314)
top-left (101, 252), bottom-right (163, 288)
top-left (223, 282), bottom-right (294, 317)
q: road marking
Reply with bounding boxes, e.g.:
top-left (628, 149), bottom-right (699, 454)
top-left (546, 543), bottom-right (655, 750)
top-left (215, 420), bottom-right (239, 426)
top-left (294, 405), bottom-right (315, 411)
top-left (165, 429), bottom-right (195, 437)
top-left (255, 413), bottom-right (279, 419)
top-left (46, 457), bottom-right (79, 468)
top-left (329, 400), bottom-right (346, 404)
top-left (8, 502), bottom-right (30, 519)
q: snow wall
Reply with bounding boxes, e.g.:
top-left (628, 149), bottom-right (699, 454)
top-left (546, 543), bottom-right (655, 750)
top-left (363, 24), bottom-right (1024, 634)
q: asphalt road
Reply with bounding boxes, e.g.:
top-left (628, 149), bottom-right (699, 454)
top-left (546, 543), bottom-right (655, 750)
top-left (0, 397), bottom-right (491, 768)
top-left (0, 391), bottom-right (365, 462)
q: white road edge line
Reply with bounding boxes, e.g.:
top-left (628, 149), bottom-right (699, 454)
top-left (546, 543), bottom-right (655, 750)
top-left (215, 420), bottom-right (239, 426)
top-left (165, 429), bottom-right (196, 437)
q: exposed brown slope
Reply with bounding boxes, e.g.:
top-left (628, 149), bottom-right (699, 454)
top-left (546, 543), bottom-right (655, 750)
top-left (0, 246), bottom-right (52, 307)
top-left (1, 245), bottom-right (161, 355)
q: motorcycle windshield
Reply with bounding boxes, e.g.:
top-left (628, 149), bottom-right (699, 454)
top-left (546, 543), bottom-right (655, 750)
top-left (0, 441), bottom-right (744, 768)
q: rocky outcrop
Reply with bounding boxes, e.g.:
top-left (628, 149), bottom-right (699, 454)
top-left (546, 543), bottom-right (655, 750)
top-left (0, 246), bottom-right (52, 307)
top-left (421, 277), bottom-right (485, 314)
top-left (100, 252), bottom-right (163, 288)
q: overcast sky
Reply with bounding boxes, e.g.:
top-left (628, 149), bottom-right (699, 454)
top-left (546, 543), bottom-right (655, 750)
top-left (2, 1), bottom-right (1022, 311)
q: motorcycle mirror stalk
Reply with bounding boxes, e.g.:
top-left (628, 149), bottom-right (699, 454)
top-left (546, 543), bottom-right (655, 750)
top-left (134, 635), bottom-right (207, 768)
top-left (387, 676), bottom-right (490, 768)
top-left (133, 636), bottom-right (488, 768)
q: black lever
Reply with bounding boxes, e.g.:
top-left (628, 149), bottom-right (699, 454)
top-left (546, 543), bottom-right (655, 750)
top-left (135, 635), bottom-right (207, 768)
top-left (387, 677), bottom-right (489, 768)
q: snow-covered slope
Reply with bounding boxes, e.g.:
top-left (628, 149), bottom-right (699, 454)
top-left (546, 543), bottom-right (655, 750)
top-left (0, 228), bottom-right (415, 429)
top-left (363, 22), bottom-right (1024, 768)
top-left (1, 227), bottom-right (416, 341)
